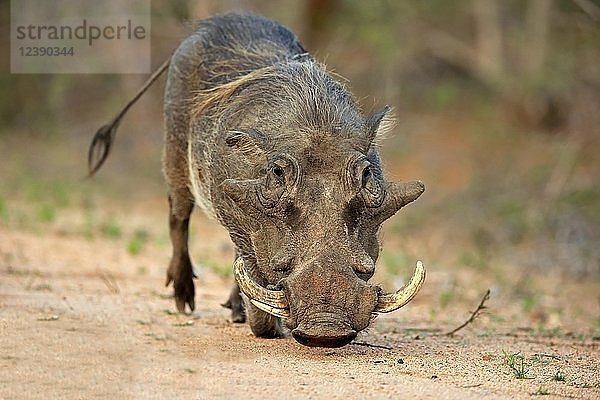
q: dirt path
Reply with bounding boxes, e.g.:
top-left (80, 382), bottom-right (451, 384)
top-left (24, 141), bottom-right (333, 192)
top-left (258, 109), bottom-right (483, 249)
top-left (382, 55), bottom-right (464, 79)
top-left (1, 224), bottom-right (598, 399)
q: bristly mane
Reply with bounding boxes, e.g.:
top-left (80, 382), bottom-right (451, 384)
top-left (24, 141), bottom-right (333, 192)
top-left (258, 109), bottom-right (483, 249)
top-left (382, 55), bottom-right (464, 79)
top-left (190, 60), bottom-right (368, 141)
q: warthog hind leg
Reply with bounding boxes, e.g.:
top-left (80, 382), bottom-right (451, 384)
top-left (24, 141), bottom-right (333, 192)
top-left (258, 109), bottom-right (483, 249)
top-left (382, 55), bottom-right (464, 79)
top-left (222, 281), bottom-right (246, 323)
top-left (165, 189), bottom-right (196, 313)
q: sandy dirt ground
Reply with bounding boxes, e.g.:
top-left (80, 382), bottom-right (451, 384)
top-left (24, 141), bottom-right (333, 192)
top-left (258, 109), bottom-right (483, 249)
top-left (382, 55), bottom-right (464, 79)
top-left (1, 203), bottom-right (598, 400)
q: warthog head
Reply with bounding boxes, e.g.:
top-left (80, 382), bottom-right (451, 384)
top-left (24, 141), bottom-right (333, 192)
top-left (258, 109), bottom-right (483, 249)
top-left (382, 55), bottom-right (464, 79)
top-left (197, 60), bottom-right (426, 347)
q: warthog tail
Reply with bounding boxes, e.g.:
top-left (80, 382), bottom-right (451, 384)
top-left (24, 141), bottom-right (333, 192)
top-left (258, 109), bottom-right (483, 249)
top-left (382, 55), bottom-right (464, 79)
top-left (87, 56), bottom-right (171, 177)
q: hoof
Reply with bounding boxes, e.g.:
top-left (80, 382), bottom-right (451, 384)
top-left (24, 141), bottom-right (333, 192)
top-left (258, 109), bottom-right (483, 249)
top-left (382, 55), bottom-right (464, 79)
top-left (222, 300), bottom-right (246, 323)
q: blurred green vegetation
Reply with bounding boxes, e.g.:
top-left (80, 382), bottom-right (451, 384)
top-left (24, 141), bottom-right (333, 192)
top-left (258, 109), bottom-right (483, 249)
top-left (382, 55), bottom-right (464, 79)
top-left (100, 218), bottom-right (123, 239)
top-left (127, 228), bottom-right (150, 255)
top-left (0, 0), bottom-right (598, 285)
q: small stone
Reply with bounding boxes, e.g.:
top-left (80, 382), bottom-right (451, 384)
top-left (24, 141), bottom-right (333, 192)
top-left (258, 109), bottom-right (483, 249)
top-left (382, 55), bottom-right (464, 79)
top-left (397, 358), bottom-right (405, 364)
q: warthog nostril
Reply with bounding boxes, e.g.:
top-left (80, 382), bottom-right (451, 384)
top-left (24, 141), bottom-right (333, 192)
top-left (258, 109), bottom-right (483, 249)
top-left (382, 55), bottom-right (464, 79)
top-left (355, 271), bottom-right (374, 282)
top-left (291, 328), bottom-right (357, 348)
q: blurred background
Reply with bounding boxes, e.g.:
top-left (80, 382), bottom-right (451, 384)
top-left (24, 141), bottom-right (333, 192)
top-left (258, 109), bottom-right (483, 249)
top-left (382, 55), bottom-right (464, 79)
top-left (0, 1), bottom-right (598, 334)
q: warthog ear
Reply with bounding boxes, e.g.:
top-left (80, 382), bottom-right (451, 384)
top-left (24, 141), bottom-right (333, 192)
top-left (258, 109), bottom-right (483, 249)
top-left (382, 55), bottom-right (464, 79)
top-left (225, 129), bottom-right (271, 155)
top-left (360, 105), bottom-right (393, 151)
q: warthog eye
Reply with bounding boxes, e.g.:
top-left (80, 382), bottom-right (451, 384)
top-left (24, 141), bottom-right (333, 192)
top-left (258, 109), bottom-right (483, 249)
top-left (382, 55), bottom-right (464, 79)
top-left (272, 165), bottom-right (285, 181)
top-left (361, 166), bottom-right (372, 188)
top-left (256, 155), bottom-right (299, 212)
top-left (269, 156), bottom-right (295, 186)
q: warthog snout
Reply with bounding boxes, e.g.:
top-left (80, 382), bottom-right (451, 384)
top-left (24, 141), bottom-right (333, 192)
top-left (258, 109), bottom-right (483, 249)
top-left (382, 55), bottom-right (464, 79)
top-left (291, 318), bottom-right (357, 348)
top-left (234, 257), bottom-right (426, 347)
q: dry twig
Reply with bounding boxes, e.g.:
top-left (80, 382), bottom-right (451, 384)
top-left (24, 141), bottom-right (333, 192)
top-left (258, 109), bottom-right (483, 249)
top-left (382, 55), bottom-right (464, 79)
top-left (98, 268), bottom-right (120, 294)
top-left (445, 289), bottom-right (491, 336)
top-left (350, 341), bottom-right (393, 350)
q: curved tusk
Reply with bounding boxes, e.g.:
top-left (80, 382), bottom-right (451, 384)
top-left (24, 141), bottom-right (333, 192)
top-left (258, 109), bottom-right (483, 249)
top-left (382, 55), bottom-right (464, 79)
top-left (373, 260), bottom-right (426, 314)
top-left (249, 299), bottom-right (290, 319)
top-left (233, 257), bottom-right (290, 318)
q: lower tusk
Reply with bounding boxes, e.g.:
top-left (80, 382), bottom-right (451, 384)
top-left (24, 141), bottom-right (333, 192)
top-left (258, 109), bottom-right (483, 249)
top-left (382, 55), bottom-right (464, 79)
top-left (233, 257), bottom-right (290, 317)
top-left (249, 299), bottom-right (290, 319)
top-left (373, 260), bottom-right (426, 314)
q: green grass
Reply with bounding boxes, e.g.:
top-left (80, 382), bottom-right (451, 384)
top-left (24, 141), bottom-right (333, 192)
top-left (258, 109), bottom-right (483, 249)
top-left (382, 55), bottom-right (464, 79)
top-left (82, 210), bottom-right (95, 239)
top-left (381, 250), bottom-right (412, 276)
top-left (203, 260), bottom-right (231, 278)
top-left (33, 283), bottom-right (52, 291)
top-left (25, 178), bottom-right (71, 208)
top-left (521, 294), bottom-right (537, 314)
top-left (127, 227), bottom-right (150, 255)
top-left (100, 218), bottom-right (122, 239)
top-left (36, 204), bottom-right (56, 223)
top-left (558, 187), bottom-right (600, 221)
top-left (494, 199), bottom-right (529, 244)
top-left (552, 371), bottom-right (566, 382)
top-left (534, 325), bottom-right (562, 338)
top-left (459, 250), bottom-right (488, 270)
top-left (534, 387), bottom-right (549, 396)
top-left (502, 351), bottom-right (530, 379)
top-left (37, 315), bottom-right (59, 321)
top-left (18, 177), bottom-right (80, 225)
top-left (143, 332), bottom-right (166, 341)
top-left (430, 81), bottom-right (460, 108)
top-left (439, 291), bottom-right (453, 309)
top-left (127, 238), bottom-right (143, 255)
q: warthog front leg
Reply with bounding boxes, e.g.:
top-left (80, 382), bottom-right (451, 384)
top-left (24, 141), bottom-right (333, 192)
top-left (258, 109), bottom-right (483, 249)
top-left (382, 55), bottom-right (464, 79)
top-left (165, 190), bottom-right (195, 313)
top-left (222, 248), bottom-right (246, 323)
top-left (245, 302), bottom-right (284, 338)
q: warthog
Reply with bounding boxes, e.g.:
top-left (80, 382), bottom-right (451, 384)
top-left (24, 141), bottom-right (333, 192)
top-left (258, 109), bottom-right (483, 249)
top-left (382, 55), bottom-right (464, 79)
top-left (89, 12), bottom-right (426, 347)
